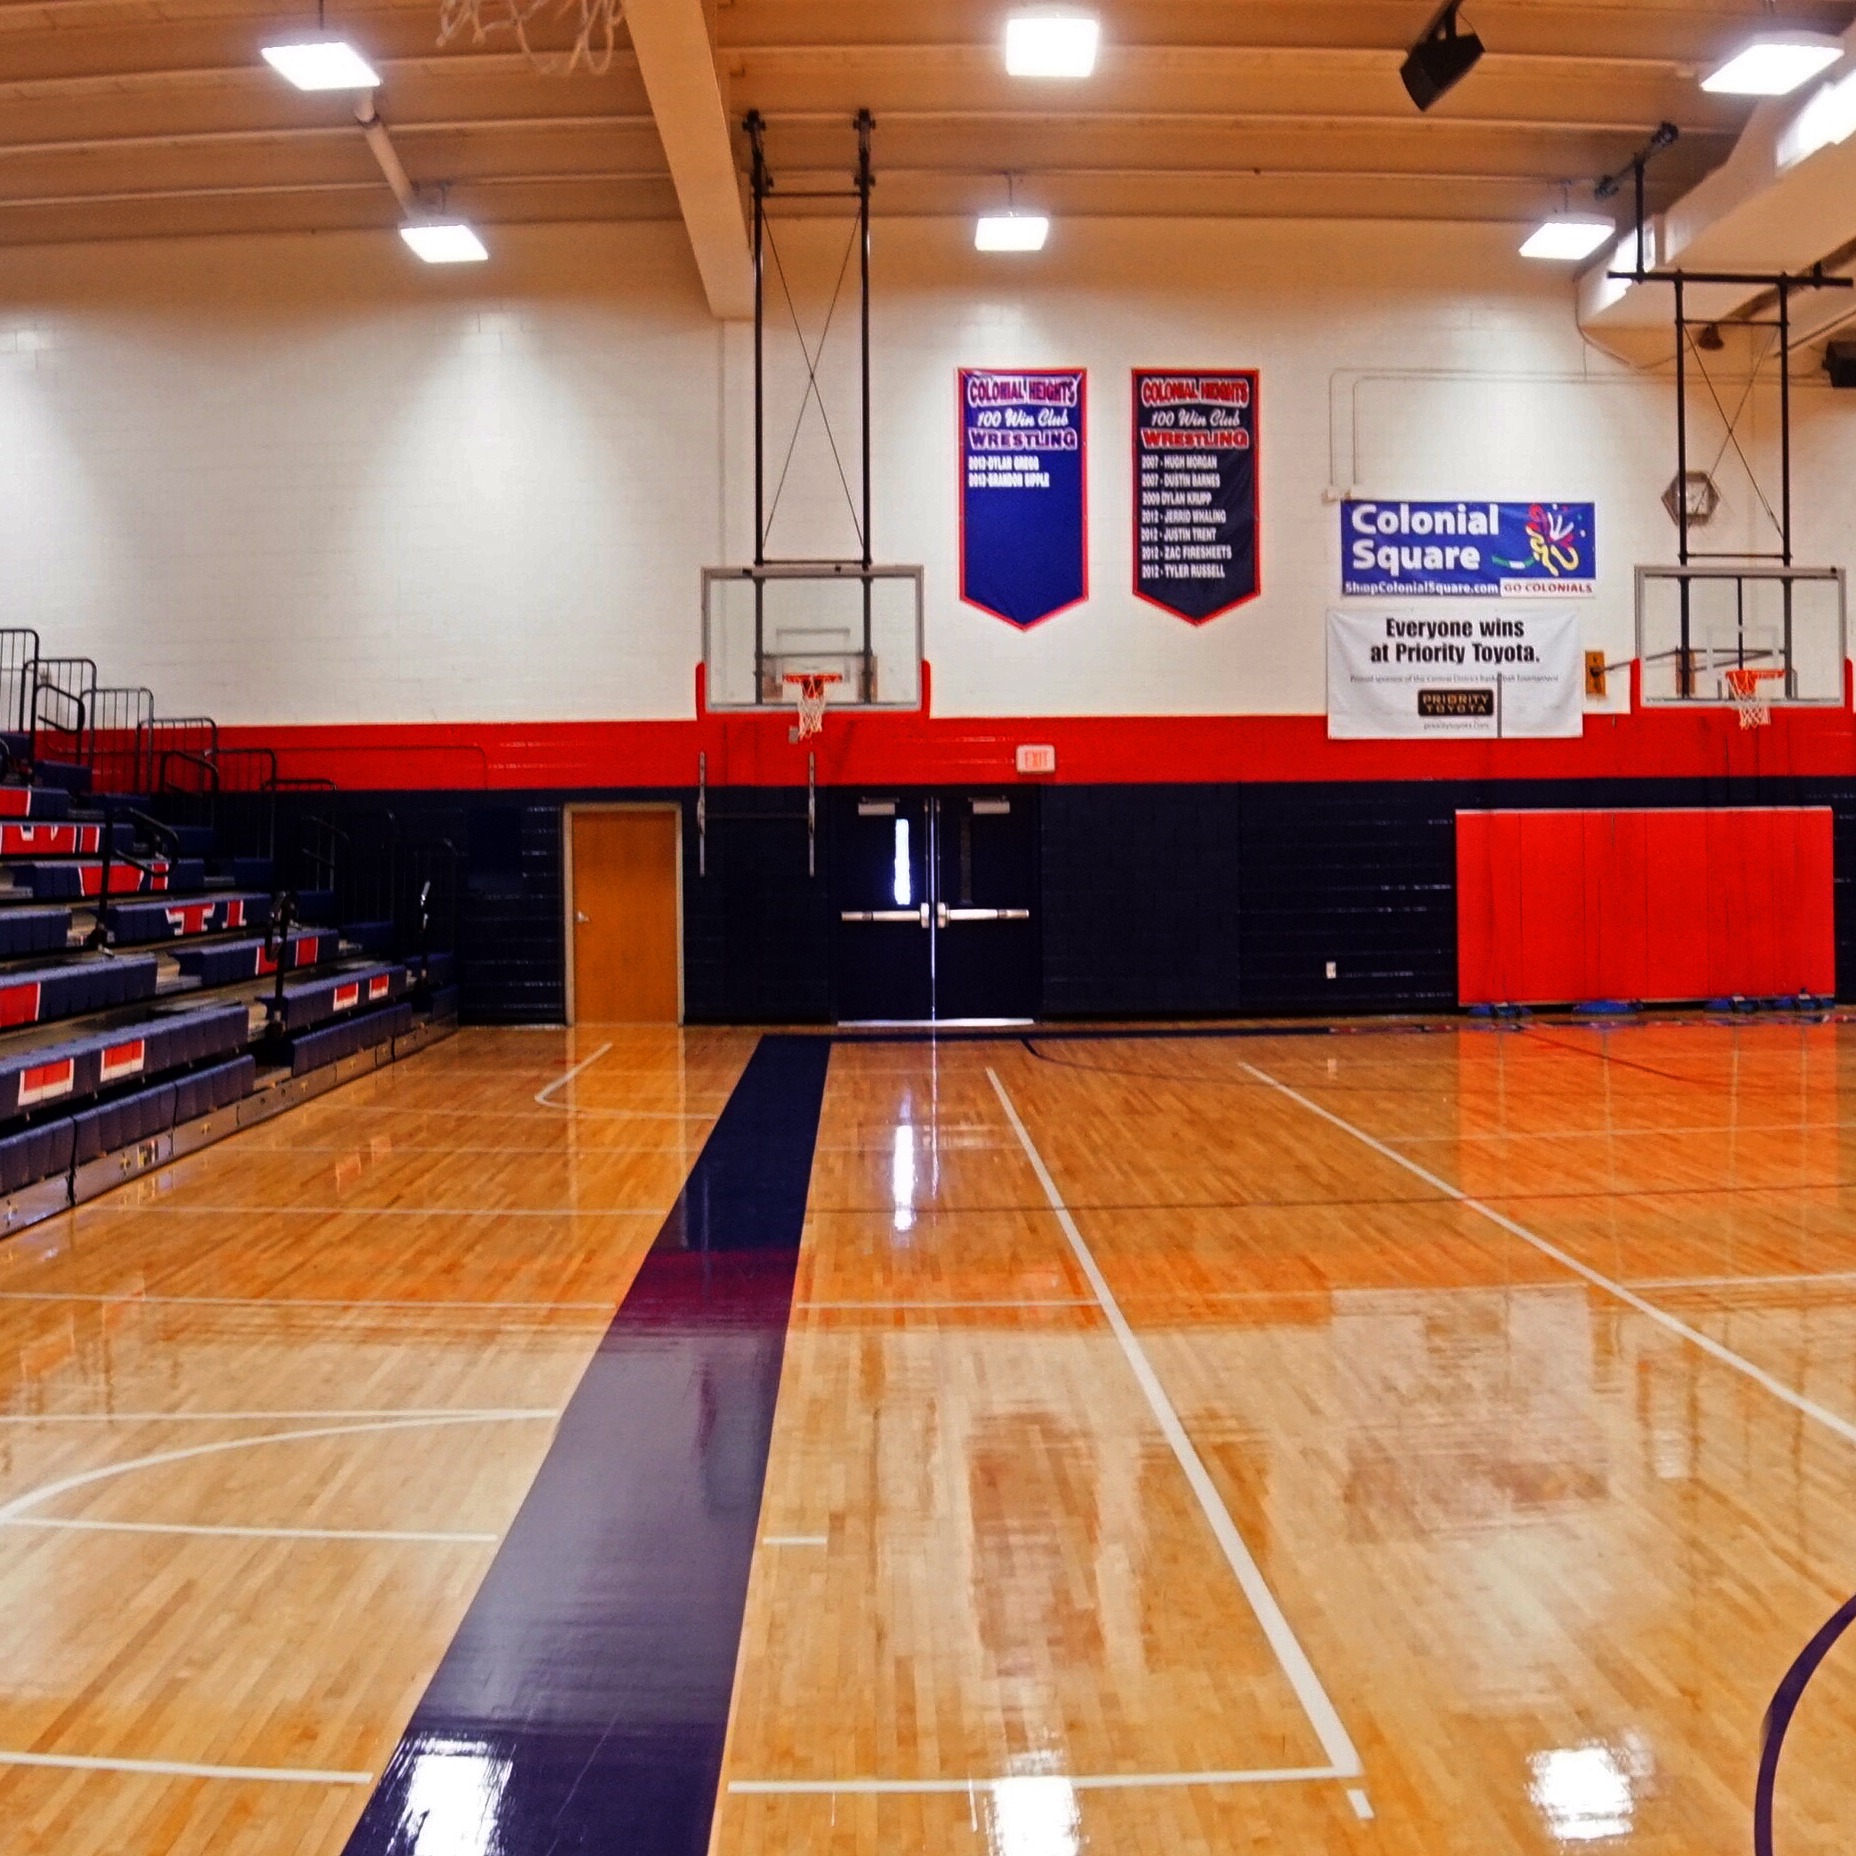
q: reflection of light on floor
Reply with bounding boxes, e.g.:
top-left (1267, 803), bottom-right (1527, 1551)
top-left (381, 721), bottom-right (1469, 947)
top-left (891, 1118), bottom-right (917, 1237)
top-left (986, 1774), bottom-right (1080, 1856)
top-left (401, 1736), bottom-right (513, 1854)
top-left (1528, 1734), bottom-right (1653, 1843)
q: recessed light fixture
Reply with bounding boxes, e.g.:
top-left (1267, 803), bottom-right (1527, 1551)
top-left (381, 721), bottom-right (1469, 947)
top-left (1519, 215), bottom-right (1615, 261)
top-left (975, 212), bottom-right (1050, 252)
top-left (260, 38), bottom-right (380, 91)
top-left (400, 221), bottom-right (489, 264)
top-left (1004, 9), bottom-right (1100, 78)
top-left (1702, 32), bottom-right (1842, 97)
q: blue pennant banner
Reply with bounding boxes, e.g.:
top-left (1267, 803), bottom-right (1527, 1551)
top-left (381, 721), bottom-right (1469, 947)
top-left (1133, 369), bottom-right (1259, 622)
top-left (960, 367), bottom-right (1088, 628)
top-left (1341, 500), bottom-right (1596, 598)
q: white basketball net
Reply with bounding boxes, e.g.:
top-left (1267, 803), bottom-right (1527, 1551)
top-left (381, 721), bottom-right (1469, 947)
top-left (1724, 665), bottom-right (1786, 730)
top-left (437, 0), bottom-right (623, 76)
top-left (785, 672), bottom-right (840, 742)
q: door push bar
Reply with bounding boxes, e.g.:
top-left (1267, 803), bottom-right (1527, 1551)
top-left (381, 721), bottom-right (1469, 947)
top-left (938, 904), bottom-right (1031, 925)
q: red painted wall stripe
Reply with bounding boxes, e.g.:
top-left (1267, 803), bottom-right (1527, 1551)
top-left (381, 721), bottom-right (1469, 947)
top-left (1456, 807), bottom-right (1836, 1005)
top-left (209, 663), bottom-right (1856, 793)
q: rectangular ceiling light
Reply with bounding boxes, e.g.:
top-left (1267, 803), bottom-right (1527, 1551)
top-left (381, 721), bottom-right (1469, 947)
top-left (260, 39), bottom-right (381, 90)
top-left (975, 213), bottom-right (1050, 252)
top-left (1703, 33), bottom-right (1842, 97)
top-left (1519, 216), bottom-right (1615, 262)
top-left (1004, 10), bottom-right (1099, 78)
top-left (401, 222), bottom-right (489, 264)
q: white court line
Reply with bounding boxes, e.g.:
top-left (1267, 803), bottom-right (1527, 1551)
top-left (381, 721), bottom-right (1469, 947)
top-left (730, 1765), bottom-right (1348, 1796)
top-left (0, 1516), bottom-right (498, 1544)
top-left (761, 1534), bottom-right (828, 1547)
top-left (798, 1298), bottom-right (1097, 1311)
top-left (0, 1290), bottom-right (615, 1311)
top-left (986, 1069), bottom-right (1364, 1782)
top-left (68, 1205), bottom-right (663, 1220)
top-left (534, 1041), bottom-right (612, 1107)
top-left (1241, 1062), bottom-right (1856, 1452)
top-left (0, 1411), bottom-right (558, 1525)
top-left (0, 1748), bottom-right (370, 1785)
top-left (1630, 1269), bottom-right (1856, 1292)
top-left (0, 1408), bottom-right (557, 1424)
top-left (1348, 1788), bottom-right (1375, 1820)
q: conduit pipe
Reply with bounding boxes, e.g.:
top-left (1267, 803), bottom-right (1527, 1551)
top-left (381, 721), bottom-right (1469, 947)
top-left (354, 94), bottom-right (417, 215)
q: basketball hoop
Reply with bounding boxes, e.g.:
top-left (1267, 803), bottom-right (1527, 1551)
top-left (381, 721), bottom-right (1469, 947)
top-left (436, 0), bottom-right (621, 75)
top-left (1724, 665), bottom-right (1788, 729)
top-left (784, 671), bottom-right (841, 742)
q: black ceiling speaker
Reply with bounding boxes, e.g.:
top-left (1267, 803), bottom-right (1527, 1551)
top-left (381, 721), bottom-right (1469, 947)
top-left (1401, 0), bottom-right (1484, 111)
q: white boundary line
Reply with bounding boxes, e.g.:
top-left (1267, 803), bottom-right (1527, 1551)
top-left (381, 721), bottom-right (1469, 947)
top-left (0, 1748), bottom-right (370, 1785)
top-left (797, 1298), bottom-right (1098, 1311)
top-left (0, 1290), bottom-right (617, 1310)
top-left (0, 1516), bottom-right (497, 1545)
top-left (730, 1764), bottom-right (1348, 1796)
top-left (533, 1042), bottom-right (612, 1107)
top-left (760, 1534), bottom-right (828, 1548)
top-left (986, 1068), bottom-right (1363, 1781)
top-left (0, 1408), bottom-right (560, 1423)
top-left (1240, 1061), bottom-right (1856, 1451)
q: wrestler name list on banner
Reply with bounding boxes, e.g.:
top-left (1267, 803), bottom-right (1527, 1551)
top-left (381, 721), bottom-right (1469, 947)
top-left (1132, 370), bottom-right (1259, 622)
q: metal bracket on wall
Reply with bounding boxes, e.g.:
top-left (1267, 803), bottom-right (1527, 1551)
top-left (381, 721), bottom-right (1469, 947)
top-left (694, 747), bottom-right (819, 879)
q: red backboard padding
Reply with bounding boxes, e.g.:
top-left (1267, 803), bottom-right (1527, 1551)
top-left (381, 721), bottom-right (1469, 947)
top-left (1457, 808), bottom-right (1835, 1005)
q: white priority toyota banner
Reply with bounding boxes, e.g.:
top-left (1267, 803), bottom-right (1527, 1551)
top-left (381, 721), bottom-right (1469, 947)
top-left (1326, 607), bottom-right (1583, 739)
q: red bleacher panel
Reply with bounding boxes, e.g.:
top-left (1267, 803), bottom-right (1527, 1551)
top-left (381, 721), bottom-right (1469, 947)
top-left (1457, 808), bottom-right (1835, 1005)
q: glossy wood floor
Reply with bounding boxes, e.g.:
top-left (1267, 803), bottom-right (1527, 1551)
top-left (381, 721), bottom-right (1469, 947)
top-left (1, 1021), bottom-right (1854, 1853)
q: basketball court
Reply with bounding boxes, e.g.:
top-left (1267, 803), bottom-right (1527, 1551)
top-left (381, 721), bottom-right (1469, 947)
top-left (0, 1), bottom-right (1854, 1853)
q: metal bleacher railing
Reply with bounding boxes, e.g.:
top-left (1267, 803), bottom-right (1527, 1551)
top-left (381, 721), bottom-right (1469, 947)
top-left (28, 656), bottom-right (98, 774)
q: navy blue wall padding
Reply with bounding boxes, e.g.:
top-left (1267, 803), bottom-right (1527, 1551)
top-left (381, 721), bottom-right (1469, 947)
top-left (0, 1118), bottom-right (74, 1195)
top-left (0, 909), bottom-right (72, 962)
top-left (171, 1053), bottom-right (256, 1124)
top-left (288, 1000), bottom-right (414, 1076)
top-left (428, 985), bottom-right (460, 1020)
top-left (0, 1002), bottom-right (247, 1124)
top-left (105, 892), bottom-right (270, 945)
top-left (276, 965), bottom-right (405, 1033)
top-left (0, 956), bottom-right (159, 1028)
top-left (0, 783), bottom-right (71, 821)
top-left (175, 930), bottom-right (339, 987)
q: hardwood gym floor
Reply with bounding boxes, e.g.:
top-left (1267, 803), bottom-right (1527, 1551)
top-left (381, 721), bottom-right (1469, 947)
top-left (0, 1021), bottom-right (1849, 1853)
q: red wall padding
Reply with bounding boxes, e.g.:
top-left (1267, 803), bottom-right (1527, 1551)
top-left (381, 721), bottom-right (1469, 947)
top-left (1456, 808), bottom-right (1835, 1005)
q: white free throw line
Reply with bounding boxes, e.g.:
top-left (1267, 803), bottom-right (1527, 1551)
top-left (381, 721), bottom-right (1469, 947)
top-left (533, 1042), bottom-right (613, 1108)
top-left (730, 1765), bottom-right (1348, 1796)
top-left (1240, 1062), bottom-right (1856, 1452)
top-left (0, 1516), bottom-right (498, 1544)
top-left (986, 1069), bottom-right (1363, 1782)
top-left (0, 1748), bottom-right (370, 1784)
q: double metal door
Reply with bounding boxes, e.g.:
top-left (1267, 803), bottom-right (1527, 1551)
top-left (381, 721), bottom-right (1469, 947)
top-left (833, 790), bottom-right (1038, 1022)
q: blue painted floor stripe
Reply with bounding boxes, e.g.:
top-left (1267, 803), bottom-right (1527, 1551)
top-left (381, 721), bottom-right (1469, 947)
top-left (340, 1035), bottom-right (831, 1856)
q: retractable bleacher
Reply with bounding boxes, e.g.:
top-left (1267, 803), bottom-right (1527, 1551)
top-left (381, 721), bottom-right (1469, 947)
top-left (0, 738), bottom-right (457, 1229)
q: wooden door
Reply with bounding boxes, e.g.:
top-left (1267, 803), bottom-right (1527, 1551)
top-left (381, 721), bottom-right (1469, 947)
top-left (570, 810), bottom-right (681, 1023)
